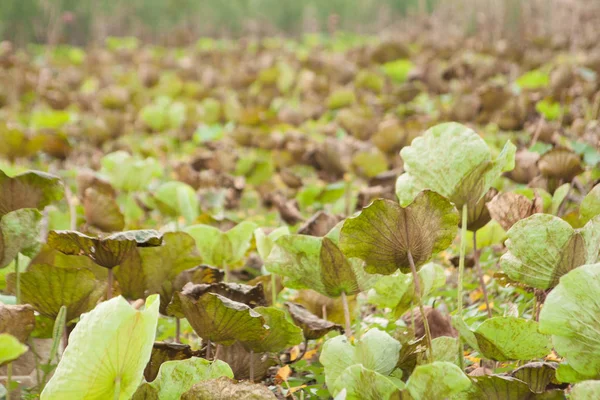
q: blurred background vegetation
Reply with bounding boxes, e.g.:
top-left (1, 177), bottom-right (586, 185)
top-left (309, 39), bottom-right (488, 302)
top-left (0, 0), bottom-right (593, 46)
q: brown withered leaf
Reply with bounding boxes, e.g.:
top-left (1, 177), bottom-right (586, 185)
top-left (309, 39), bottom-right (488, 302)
top-left (144, 342), bottom-right (201, 382)
top-left (506, 150), bottom-right (540, 184)
top-left (465, 188), bottom-right (498, 232)
top-left (402, 306), bottom-right (457, 340)
top-left (83, 186), bottom-right (125, 232)
top-left (538, 148), bottom-right (583, 181)
top-left (284, 302), bottom-right (343, 340)
top-left (215, 341), bottom-right (276, 381)
top-left (0, 304), bottom-right (35, 342)
top-left (297, 211), bottom-right (342, 237)
top-left (487, 192), bottom-right (544, 231)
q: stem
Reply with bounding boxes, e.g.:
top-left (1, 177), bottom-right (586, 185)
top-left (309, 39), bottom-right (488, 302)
top-left (214, 344), bottom-right (221, 360)
top-left (175, 318), bottom-right (181, 343)
top-left (6, 362), bottom-right (12, 400)
top-left (410, 301), bottom-right (416, 335)
top-left (107, 268), bottom-right (114, 299)
top-left (29, 338), bottom-right (41, 388)
top-left (15, 254), bottom-right (20, 304)
top-left (206, 339), bottom-right (212, 360)
top-left (321, 304), bottom-right (327, 320)
top-left (344, 173), bottom-right (352, 216)
top-left (407, 250), bottom-right (433, 363)
top-left (473, 231), bottom-right (492, 318)
top-left (249, 350), bottom-right (255, 382)
top-left (341, 291), bottom-right (352, 338)
top-left (223, 262), bottom-right (230, 283)
top-left (457, 204), bottom-right (468, 371)
top-left (271, 274), bottom-right (277, 306)
top-left (113, 377), bottom-right (121, 400)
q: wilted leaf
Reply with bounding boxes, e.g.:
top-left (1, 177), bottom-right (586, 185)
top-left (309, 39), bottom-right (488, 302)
top-left (83, 186), bottom-right (125, 232)
top-left (0, 169), bottom-right (63, 217)
top-left (48, 229), bottom-right (163, 268)
top-left (170, 291), bottom-right (268, 345)
top-left (7, 264), bottom-right (105, 322)
top-left (115, 232), bottom-right (201, 308)
top-left (340, 191), bottom-right (458, 275)
top-left (144, 342), bottom-right (200, 382)
top-left (41, 295), bottom-right (160, 400)
top-left (215, 341), bottom-right (276, 381)
top-left (0, 208), bottom-right (42, 268)
top-left (510, 362), bottom-right (558, 393)
top-left (539, 264), bottom-right (600, 380)
top-left (284, 301), bottom-right (343, 340)
top-left (457, 375), bottom-right (548, 399)
top-left (538, 148), bottom-right (583, 181)
top-left (133, 358), bottom-right (233, 400)
top-left (500, 214), bottom-right (600, 289)
top-left (181, 376), bottom-right (277, 399)
top-left (0, 304), bottom-right (35, 342)
top-left (243, 306), bottom-right (303, 353)
top-left (487, 192), bottom-right (544, 231)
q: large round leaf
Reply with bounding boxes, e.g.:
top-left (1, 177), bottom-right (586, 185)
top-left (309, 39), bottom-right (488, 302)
top-left (7, 264), bottom-right (105, 322)
top-left (339, 191), bottom-right (458, 275)
top-left (284, 301), bottom-right (343, 340)
top-left (48, 230), bottom-right (163, 269)
top-left (0, 169), bottom-right (63, 217)
top-left (41, 295), bottom-right (160, 400)
top-left (0, 333), bottom-right (28, 365)
top-left (539, 264), bottom-right (600, 380)
top-left (500, 214), bottom-right (600, 289)
top-left (0, 208), bottom-right (42, 268)
top-left (133, 358), bottom-right (233, 400)
top-left (333, 364), bottom-right (401, 400)
top-left (473, 317), bottom-right (552, 361)
top-left (266, 234), bottom-right (377, 297)
top-left (570, 381), bottom-right (600, 399)
top-left (172, 291), bottom-right (268, 345)
top-left (320, 328), bottom-right (400, 390)
top-left (403, 361), bottom-right (471, 400)
top-left (396, 122), bottom-right (515, 209)
top-left (115, 231), bottom-right (202, 307)
top-left (242, 306), bottom-right (303, 353)
top-left (184, 221), bottom-right (257, 267)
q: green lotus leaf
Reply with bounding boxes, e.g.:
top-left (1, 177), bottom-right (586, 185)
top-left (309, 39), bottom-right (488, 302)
top-left (580, 184), bottom-right (600, 224)
top-left (0, 169), bottom-right (64, 217)
top-left (0, 208), bottom-right (42, 268)
top-left (153, 181), bottom-right (199, 223)
top-left (172, 291), bottom-right (268, 345)
top-left (396, 122), bottom-right (515, 209)
top-left (539, 264), bottom-right (600, 380)
top-left (133, 358), bottom-right (233, 400)
top-left (47, 229), bottom-right (163, 269)
top-left (570, 381), bottom-right (600, 399)
top-left (320, 328), bottom-right (401, 390)
top-left (555, 362), bottom-right (593, 384)
top-left (418, 336), bottom-right (460, 365)
top-left (242, 306), bottom-right (303, 353)
top-left (472, 317), bottom-right (552, 361)
top-left (0, 304), bottom-right (35, 342)
top-left (404, 361), bottom-right (471, 400)
top-left (266, 233), bottom-right (378, 297)
top-left (332, 364), bottom-right (402, 400)
top-left (510, 362), bottom-right (558, 394)
top-left (254, 226), bottom-right (289, 261)
top-left (339, 191), bottom-right (458, 275)
top-left (144, 342), bottom-right (200, 382)
top-left (115, 232), bottom-right (201, 308)
top-left (181, 376), bottom-right (277, 400)
top-left (184, 221), bottom-right (257, 267)
top-left (0, 333), bottom-right (28, 365)
top-left (368, 262), bottom-right (445, 317)
top-left (284, 301), bottom-right (343, 340)
top-left (41, 295), bottom-right (160, 400)
top-left (455, 375), bottom-right (557, 399)
top-left (500, 214), bottom-right (600, 289)
top-left (100, 151), bottom-right (163, 192)
top-left (7, 264), bottom-right (105, 322)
